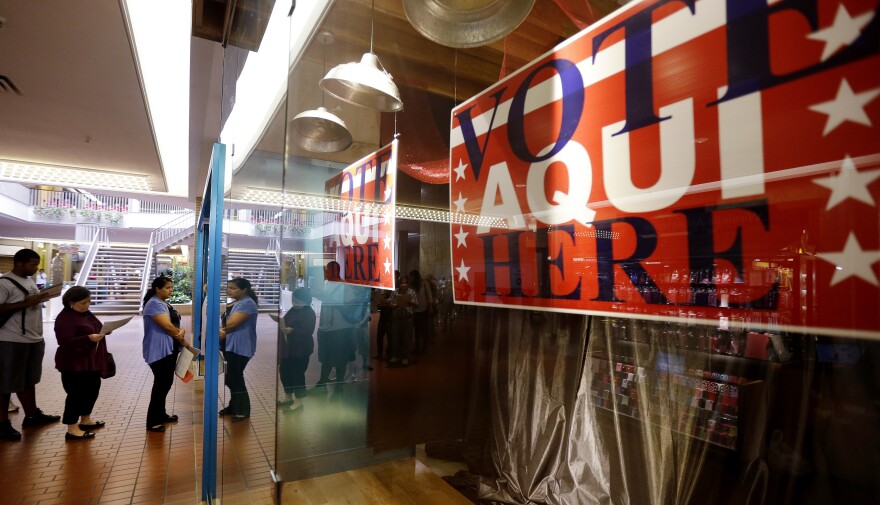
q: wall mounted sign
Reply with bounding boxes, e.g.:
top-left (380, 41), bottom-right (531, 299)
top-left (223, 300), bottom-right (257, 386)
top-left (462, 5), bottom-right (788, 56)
top-left (450, 0), bottom-right (880, 338)
top-left (325, 140), bottom-right (398, 289)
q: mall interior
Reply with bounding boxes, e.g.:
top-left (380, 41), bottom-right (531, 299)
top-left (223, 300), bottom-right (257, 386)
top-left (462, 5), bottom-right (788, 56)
top-left (0, 0), bottom-right (878, 503)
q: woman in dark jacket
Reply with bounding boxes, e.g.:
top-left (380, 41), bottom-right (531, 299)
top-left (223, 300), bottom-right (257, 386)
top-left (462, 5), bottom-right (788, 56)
top-left (54, 286), bottom-right (110, 440)
top-left (278, 288), bottom-right (316, 411)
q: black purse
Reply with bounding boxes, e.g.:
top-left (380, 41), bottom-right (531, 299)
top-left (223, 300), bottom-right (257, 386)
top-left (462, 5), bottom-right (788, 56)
top-left (167, 303), bottom-right (182, 352)
top-left (102, 353), bottom-right (116, 379)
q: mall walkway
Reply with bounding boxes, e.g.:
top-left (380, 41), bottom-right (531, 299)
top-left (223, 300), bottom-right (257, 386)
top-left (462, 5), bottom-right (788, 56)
top-left (1, 315), bottom-right (274, 505)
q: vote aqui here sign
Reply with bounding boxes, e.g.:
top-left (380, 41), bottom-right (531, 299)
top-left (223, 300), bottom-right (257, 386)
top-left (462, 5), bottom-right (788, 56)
top-left (449, 0), bottom-right (880, 337)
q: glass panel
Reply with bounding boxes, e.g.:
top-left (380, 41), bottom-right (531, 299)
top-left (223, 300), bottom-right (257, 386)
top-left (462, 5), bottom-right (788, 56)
top-left (213, 0), bottom-right (288, 499)
top-left (264, 0), bottom-right (880, 503)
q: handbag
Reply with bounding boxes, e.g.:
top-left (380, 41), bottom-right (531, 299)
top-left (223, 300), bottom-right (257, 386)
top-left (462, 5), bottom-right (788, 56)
top-left (102, 353), bottom-right (116, 379)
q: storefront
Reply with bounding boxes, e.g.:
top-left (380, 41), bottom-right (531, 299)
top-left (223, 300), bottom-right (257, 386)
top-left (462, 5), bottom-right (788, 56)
top-left (200, 0), bottom-right (880, 502)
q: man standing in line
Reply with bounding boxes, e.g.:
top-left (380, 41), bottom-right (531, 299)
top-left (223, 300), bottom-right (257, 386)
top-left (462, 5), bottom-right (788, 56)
top-left (0, 249), bottom-right (60, 441)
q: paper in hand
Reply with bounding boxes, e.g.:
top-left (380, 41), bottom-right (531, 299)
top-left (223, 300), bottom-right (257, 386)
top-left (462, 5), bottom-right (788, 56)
top-left (100, 316), bottom-right (134, 336)
top-left (39, 284), bottom-right (63, 299)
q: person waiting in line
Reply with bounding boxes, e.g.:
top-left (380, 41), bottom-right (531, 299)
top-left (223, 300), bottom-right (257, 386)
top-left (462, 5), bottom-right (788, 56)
top-left (372, 287), bottom-right (394, 360)
top-left (142, 276), bottom-right (187, 433)
top-left (0, 248), bottom-right (59, 442)
top-left (219, 277), bottom-right (259, 422)
top-left (54, 286), bottom-right (112, 440)
top-left (389, 276), bottom-right (418, 366)
top-left (438, 280), bottom-right (455, 332)
top-left (278, 288), bottom-right (316, 412)
top-left (408, 270), bottom-right (433, 355)
top-left (373, 269), bottom-right (401, 361)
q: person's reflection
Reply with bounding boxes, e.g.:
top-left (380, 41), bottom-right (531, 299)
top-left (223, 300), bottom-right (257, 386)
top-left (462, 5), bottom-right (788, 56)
top-left (314, 261), bottom-right (354, 397)
top-left (278, 288), bottom-right (316, 412)
top-left (347, 285), bottom-right (372, 379)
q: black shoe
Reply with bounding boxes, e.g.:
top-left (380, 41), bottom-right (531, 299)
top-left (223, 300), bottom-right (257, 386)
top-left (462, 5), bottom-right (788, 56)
top-left (0, 420), bottom-right (21, 441)
top-left (218, 408), bottom-right (233, 416)
top-left (163, 415), bottom-right (179, 423)
top-left (21, 409), bottom-right (61, 428)
top-left (65, 431), bottom-right (95, 440)
top-left (231, 415), bottom-right (249, 423)
top-left (146, 424), bottom-right (165, 433)
top-left (79, 420), bottom-right (105, 430)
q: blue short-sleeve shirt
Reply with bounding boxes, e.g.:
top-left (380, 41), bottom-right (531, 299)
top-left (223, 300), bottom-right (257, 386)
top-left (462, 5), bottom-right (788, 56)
top-left (225, 297), bottom-right (258, 357)
top-left (143, 297), bottom-right (174, 364)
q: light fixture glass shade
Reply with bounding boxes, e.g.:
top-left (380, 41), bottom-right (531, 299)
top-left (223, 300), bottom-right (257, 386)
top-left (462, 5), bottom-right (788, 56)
top-left (320, 53), bottom-right (404, 112)
top-left (289, 107), bottom-right (352, 153)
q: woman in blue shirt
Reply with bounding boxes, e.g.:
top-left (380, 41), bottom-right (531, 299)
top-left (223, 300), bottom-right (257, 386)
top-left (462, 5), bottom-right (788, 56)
top-left (219, 277), bottom-right (259, 422)
top-left (142, 277), bottom-right (187, 432)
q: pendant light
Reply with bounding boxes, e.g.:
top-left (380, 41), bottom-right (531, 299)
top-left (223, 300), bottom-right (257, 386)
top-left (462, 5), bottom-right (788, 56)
top-left (290, 32), bottom-right (353, 153)
top-left (320, 0), bottom-right (403, 112)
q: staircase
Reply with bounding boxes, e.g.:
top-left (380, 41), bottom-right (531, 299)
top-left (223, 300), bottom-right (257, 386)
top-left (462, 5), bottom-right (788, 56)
top-left (226, 250), bottom-right (280, 311)
top-left (86, 245), bottom-right (149, 315)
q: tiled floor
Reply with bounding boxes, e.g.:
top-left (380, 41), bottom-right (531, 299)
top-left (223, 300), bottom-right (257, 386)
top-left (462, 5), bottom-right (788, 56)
top-left (1, 314), bottom-right (274, 505)
top-left (2, 309), bottom-right (475, 505)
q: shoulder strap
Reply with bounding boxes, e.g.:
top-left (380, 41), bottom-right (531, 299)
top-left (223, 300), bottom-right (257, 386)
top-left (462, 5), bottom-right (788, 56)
top-left (0, 277), bottom-right (30, 334)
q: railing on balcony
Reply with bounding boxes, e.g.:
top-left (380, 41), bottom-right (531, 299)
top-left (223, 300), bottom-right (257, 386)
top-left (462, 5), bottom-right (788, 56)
top-left (139, 200), bottom-right (189, 214)
top-left (30, 189), bottom-right (189, 216)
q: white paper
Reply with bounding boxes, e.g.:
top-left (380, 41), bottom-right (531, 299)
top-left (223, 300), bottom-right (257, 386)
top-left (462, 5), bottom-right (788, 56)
top-left (40, 284), bottom-right (63, 299)
top-left (175, 345), bottom-right (199, 378)
top-left (100, 316), bottom-right (134, 336)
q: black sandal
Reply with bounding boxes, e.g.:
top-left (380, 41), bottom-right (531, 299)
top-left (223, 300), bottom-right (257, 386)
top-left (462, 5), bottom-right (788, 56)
top-left (79, 421), bottom-right (105, 430)
top-left (65, 431), bottom-right (95, 440)
top-left (146, 424), bottom-right (165, 432)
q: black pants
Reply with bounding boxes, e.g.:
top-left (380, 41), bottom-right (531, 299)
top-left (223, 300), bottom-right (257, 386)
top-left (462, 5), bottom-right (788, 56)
top-left (279, 356), bottom-right (309, 395)
top-left (60, 371), bottom-right (101, 425)
top-left (376, 309), bottom-right (392, 356)
top-left (147, 352), bottom-right (177, 428)
top-left (225, 352), bottom-right (251, 416)
top-left (413, 311), bottom-right (431, 353)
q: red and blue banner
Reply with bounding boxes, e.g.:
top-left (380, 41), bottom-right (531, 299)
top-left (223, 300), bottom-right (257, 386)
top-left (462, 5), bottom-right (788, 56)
top-left (325, 140), bottom-right (398, 290)
top-left (450, 0), bottom-right (880, 337)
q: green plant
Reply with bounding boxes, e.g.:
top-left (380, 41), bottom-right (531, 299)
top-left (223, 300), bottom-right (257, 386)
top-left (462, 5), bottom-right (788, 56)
top-left (161, 264), bottom-right (193, 304)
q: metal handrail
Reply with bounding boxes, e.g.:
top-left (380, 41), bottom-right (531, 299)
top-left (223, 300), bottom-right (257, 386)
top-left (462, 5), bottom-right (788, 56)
top-left (75, 231), bottom-right (103, 287)
top-left (140, 232), bottom-right (156, 307)
top-left (153, 211), bottom-right (196, 252)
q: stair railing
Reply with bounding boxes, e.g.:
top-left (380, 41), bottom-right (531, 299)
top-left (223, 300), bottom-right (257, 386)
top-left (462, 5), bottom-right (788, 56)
top-left (153, 210), bottom-right (196, 253)
top-left (139, 232), bottom-right (156, 307)
top-left (75, 231), bottom-right (103, 287)
top-left (266, 237), bottom-right (281, 267)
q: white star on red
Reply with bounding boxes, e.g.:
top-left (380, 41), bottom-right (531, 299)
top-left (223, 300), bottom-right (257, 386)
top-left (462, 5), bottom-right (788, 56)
top-left (817, 233), bottom-right (880, 286)
top-left (809, 79), bottom-right (880, 136)
top-left (812, 155), bottom-right (880, 210)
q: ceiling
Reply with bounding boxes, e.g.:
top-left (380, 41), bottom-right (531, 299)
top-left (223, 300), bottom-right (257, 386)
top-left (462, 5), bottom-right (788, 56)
top-left (0, 0), bottom-right (622, 207)
top-left (251, 0), bottom-right (621, 186)
top-left (0, 0), bottom-right (224, 203)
